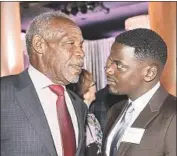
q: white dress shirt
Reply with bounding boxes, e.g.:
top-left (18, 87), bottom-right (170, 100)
top-left (106, 82), bottom-right (160, 156)
top-left (28, 65), bottom-right (79, 156)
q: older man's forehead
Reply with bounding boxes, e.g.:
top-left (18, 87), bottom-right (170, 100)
top-left (49, 19), bottom-right (83, 39)
top-left (49, 17), bottom-right (77, 30)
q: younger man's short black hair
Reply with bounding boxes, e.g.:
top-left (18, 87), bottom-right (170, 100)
top-left (115, 28), bottom-right (167, 65)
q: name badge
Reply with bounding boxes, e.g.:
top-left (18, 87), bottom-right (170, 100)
top-left (121, 127), bottom-right (145, 144)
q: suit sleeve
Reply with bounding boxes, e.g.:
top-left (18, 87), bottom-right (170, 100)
top-left (164, 114), bottom-right (176, 156)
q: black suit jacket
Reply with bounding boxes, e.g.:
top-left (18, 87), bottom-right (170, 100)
top-left (1, 69), bottom-right (87, 156)
top-left (90, 86), bottom-right (127, 131)
top-left (102, 86), bottom-right (176, 156)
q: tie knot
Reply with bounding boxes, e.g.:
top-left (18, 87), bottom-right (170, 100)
top-left (49, 85), bottom-right (64, 96)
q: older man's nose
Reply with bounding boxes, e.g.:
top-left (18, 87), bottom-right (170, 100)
top-left (75, 49), bottom-right (85, 59)
top-left (105, 64), bottom-right (115, 75)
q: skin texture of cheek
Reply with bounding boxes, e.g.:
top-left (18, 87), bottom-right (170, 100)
top-left (49, 48), bottom-right (76, 83)
top-left (41, 52), bottom-right (56, 78)
top-left (109, 74), bottom-right (133, 95)
top-left (59, 48), bottom-right (80, 83)
top-left (129, 69), bottom-right (143, 87)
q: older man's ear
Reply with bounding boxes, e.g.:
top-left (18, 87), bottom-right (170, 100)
top-left (32, 35), bottom-right (45, 54)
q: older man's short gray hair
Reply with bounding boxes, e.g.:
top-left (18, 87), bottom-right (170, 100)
top-left (25, 11), bottom-right (74, 55)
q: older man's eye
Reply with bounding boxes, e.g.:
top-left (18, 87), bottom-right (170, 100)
top-left (67, 42), bottom-right (74, 45)
top-left (65, 40), bottom-right (74, 45)
top-left (117, 63), bottom-right (123, 69)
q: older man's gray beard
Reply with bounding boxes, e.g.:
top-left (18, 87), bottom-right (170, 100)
top-left (68, 75), bottom-right (79, 83)
top-left (63, 71), bottom-right (79, 83)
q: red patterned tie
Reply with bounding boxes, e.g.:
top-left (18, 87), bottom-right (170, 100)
top-left (49, 85), bottom-right (76, 156)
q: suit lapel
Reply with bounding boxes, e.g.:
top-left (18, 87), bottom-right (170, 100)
top-left (118, 86), bottom-right (168, 156)
top-left (102, 101), bottom-right (128, 152)
top-left (105, 101), bottom-right (128, 138)
top-left (14, 70), bottom-right (57, 156)
top-left (117, 103), bottom-right (159, 156)
top-left (67, 90), bottom-right (87, 156)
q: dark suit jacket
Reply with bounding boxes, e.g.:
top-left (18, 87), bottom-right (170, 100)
top-left (1, 69), bottom-right (87, 156)
top-left (90, 86), bottom-right (127, 131)
top-left (102, 86), bottom-right (176, 156)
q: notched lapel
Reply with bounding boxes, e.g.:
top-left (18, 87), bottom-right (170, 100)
top-left (15, 83), bottom-right (57, 156)
top-left (132, 104), bottom-right (159, 128)
top-left (105, 101), bottom-right (128, 139)
top-left (118, 104), bottom-right (159, 156)
top-left (118, 86), bottom-right (168, 156)
top-left (132, 86), bottom-right (168, 128)
top-left (67, 90), bottom-right (87, 156)
top-left (102, 101), bottom-right (128, 153)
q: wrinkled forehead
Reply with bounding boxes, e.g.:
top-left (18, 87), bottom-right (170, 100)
top-left (53, 20), bottom-right (83, 42)
top-left (50, 17), bottom-right (82, 34)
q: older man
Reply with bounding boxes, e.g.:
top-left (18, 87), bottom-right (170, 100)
top-left (1, 12), bottom-right (87, 156)
top-left (102, 28), bottom-right (176, 156)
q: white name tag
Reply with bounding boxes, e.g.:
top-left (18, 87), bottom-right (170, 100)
top-left (121, 127), bottom-right (145, 144)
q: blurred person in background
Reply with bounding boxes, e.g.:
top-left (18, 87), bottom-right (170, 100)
top-left (67, 69), bottom-right (103, 156)
top-left (90, 85), bottom-right (128, 131)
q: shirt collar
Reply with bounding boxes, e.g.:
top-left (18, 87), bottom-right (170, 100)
top-left (128, 82), bottom-right (160, 110)
top-left (28, 65), bottom-right (66, 91)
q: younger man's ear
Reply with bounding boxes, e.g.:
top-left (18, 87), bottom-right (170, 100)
top-left (32, 35), bottom-right (45, 54)
top-left (144, 65), bottom-right (158, 82)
